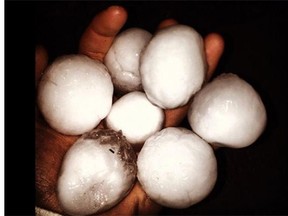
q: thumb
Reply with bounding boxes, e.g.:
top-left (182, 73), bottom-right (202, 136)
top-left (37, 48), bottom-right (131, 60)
top-left (35, 45), bottom-right (48, 87)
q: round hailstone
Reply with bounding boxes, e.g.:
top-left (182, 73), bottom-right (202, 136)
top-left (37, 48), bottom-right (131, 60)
top-left (137, 127), bottom-right (217, 208)
top-left (104, 28), bottom-right (152, 94)
top-left (140, 24), bottom-right (207, 109)
top-left (57, 129), bottom-right (137, 216)
top-left (188, 73), bottom-right (267, 148)
top-left (37, 54), bottom-right (113, 135)
top-left (105, 91), bottom-right (164, 145)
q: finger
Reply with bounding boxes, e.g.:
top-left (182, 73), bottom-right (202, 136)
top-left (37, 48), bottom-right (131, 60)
top-left (164, 103), bottom-right (190, 128)
top-left (35, 45), bottom-right (48, 87)
top-left (79, 5), bottom-right (127, 62)
top-left (204, 33), bottom-right (225, 80)
top-left (157, 18), bottom-right (178, 29)
top-left (98, 181), bottom-right (161, 216)
top-left (133, 181), bottom-right (162, 215)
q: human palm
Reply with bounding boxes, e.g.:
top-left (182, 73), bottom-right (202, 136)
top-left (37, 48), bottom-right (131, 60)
top-left (35, 5), bottom-right (224, 215)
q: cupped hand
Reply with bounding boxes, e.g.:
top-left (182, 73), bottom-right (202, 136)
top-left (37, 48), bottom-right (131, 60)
top-left (35, 5), bottom-right (224, 215)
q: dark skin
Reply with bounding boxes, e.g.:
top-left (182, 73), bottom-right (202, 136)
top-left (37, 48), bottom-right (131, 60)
top-left (36, 5), bottom-right (224, 215)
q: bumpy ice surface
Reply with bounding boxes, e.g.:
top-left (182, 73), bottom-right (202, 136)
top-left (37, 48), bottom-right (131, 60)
top-left (104, 28), bottom-right (152, 93)
top-left (106, 91), bottom-right (164, 144)
top-left (140, 24), bottom-right (206, 109)
top-left (188, 73), bottom-right (267, 148)
top-left (37, 55), bottom-right (113, 135)
top-left (57, 129), bottom-right (137, 215)
top-left (137, 127), bottom-right (217, 208)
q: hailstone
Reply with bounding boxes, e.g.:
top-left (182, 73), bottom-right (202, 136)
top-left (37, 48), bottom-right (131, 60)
top-left (37, 54), bottom-right (113, 135)
top-left (137, 127), bottom-right (217, 208)
top-left (140, 24), bottom-right (207, 109)
top-left (57, 129), bottom-right (137, 215)
top-left (105, 91), bottom-right (164, 145)
top-left (188, 73), bottom-right (267, 148)
top-left (104, 28), bottom-right (152, 94)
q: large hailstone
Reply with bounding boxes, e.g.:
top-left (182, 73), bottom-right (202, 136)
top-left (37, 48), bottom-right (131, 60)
top-left (137, 127), bottom-right (217, 208)
top-left (105, 91), bottom-right (164, 145)
top-left (140, 24), bottom-right (207, 109)
top-left (188, 73), bottom-right (267, 148)
top-left (37, 55), bottom-right (113, 135)
top-left (57, 129), bottom-right (137, 216)
top-left (104, 28), bottom-right (152, 94)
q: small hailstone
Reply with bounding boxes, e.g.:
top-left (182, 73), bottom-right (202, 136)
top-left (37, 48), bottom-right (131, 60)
top-left (37, 54), bottom-right (113, 135)
top-left (140, 24), bottom-right (207, 109)
top-left (188, 73), bottom-right (267, 148)
top-left (104, 28), bottom-right (152, 94)
top-left (57, 129), bottom-right (137, 216)
top-left (105, 91), bottom-right (164, 145)
top-left (137, 127), bottom-right (217, 209)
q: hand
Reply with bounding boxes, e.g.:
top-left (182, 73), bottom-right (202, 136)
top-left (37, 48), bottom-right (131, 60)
top-left (35, 5), bottom-right (224, 215)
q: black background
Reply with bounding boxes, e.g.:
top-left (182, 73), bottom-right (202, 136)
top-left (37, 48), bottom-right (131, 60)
top-left (6, 1), bottom-right (288, 215)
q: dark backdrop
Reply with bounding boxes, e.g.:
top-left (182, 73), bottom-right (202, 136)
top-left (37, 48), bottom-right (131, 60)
top-left (34, 1), bottom-right (288, 215)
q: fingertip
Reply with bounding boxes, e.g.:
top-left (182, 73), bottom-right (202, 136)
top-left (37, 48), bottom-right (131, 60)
top-left (205, 33), bottom-right (225, 54)
top-left (92, 5), bottom-right (128, 37)
top-left (107, 5), bottom-right (127, 17)
top-left (79, 5), bottom-right (128, 61)
top-left (106, 5), bottom-right (128, 27)
top-left (204, 33), bottom-right (225, 80)
top-left (157, 18), bottom-right (178, 30)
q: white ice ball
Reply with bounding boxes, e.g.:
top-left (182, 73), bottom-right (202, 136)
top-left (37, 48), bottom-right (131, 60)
top-left (37, 54), bottom-right (113, 135)
top-left (105, 91), bottom-right (164, 145)
top-left (104, 28), bottom-right (152, 93)
top-left (57, 129), bottom-right (137, 215)
top-left (137, 127), bottom-right (217, 208)
top-left (188, 73), bottom-right (267, 148)
top-left (140, 24), bottom-right (206, 109)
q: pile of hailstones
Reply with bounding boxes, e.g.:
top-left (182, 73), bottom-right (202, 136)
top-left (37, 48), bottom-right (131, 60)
top-left (37, 25), bottom-right (267, 216)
